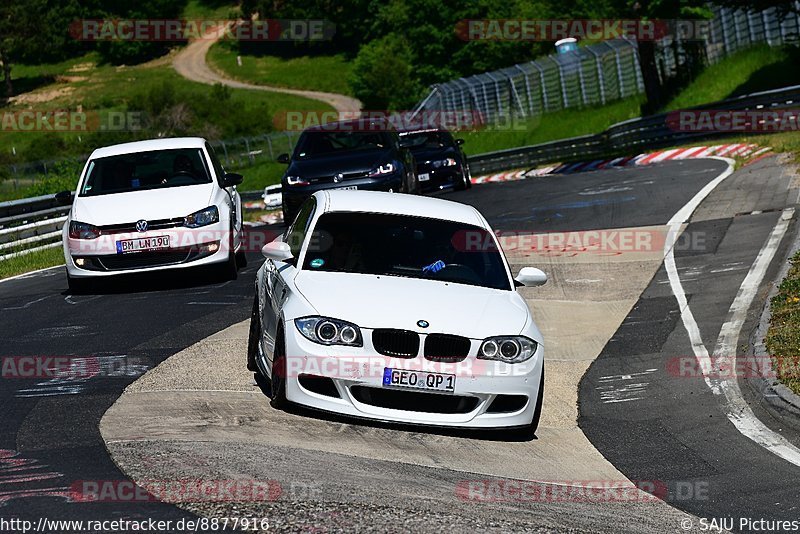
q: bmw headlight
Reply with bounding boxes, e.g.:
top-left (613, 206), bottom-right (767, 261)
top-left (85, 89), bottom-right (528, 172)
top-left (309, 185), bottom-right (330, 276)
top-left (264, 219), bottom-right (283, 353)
top-left (368, 163), bottom-right (395, 176)
top-left (184, 206), bottom-right (219, 228)
top-left (68, 221), bottom-right (100, 240)
top-left (478, 336), bottom-right (537, 363)
top-left (295, 316), bottom-right (363, 346)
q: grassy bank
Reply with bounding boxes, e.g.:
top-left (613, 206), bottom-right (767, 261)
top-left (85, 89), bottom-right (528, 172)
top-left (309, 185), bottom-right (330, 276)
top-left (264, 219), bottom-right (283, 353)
top-left (0, 247), bottom-right (64, 281)
top-left (207, 43), bottom-right (354, 95)
top-left (766, 250), bottom-right (800, 396)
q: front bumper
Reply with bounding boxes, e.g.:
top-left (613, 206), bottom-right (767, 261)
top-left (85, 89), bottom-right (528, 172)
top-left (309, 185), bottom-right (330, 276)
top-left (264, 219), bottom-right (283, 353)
top-left (63, 221), bottom-right (232, 278)
top-left (269, 326), bottom-right (544, 429)
top-left (416, 165), bottom-right (464, 192)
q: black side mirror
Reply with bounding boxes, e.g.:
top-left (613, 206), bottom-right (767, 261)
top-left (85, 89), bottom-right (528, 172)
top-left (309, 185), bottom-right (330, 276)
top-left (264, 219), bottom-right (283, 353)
top-left (222, 173), bottom-right (243, 187)
top-left (277, 153), bottom-right (290, 164)
top-left (55, 190), bottom-right (74, 205)
top-left (455, 138), bottom-right (465, 145)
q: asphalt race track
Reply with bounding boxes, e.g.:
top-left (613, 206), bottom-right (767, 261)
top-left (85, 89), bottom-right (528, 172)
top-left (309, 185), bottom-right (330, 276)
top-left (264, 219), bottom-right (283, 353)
top-left (1, 156), bottom-right (799, 532)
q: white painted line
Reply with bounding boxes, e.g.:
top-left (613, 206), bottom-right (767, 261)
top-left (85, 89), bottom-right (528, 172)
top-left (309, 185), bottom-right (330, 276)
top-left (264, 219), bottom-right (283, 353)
top-left (0, 264), bottom-right (63, 285)
top-left (663, 158), bottom-right (800, 467)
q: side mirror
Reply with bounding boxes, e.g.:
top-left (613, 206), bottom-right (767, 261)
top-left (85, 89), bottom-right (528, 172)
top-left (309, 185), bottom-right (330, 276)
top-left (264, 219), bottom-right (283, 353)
top-left (276, 153), bottom-right (290, 164)
top-left (455, 138), bottom-right (465, 145)
top-left (262, 241), bottom-right (293, 261)
top-left (222, 173), bottom-right (243, 187)
top-left (515, 267), bottom-right (547, 287)
top-left (55, 190), bottom-right (74, 205)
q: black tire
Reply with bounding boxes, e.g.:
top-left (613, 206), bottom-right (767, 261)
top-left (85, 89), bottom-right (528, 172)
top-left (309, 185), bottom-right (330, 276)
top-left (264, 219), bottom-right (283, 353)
top-left (66, 270), bottom-right (91, 294)
top-left (246, 295), bottom-right (260, 372)
top-left (455, 168), bottom-right (471, 191)
top-left (216, 233), bottom-right (238, 281)
top-left (528, 367), bottom-right (545, 435)
top-left (236, 249), bottom-right (248, 268)
top-left (270, 328), bottom-right (288, 410)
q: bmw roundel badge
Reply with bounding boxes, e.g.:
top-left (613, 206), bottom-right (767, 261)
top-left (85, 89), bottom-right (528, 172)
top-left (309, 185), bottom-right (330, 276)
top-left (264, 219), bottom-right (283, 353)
top-left (417, 320), bottom-right (429, 328)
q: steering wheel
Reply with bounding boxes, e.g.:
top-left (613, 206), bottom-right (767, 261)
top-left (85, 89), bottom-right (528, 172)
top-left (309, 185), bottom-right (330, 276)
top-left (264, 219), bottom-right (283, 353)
top-left (431, 263), bottom-right (483, 284)
top-left (162, 171), bottom-right (196, 185)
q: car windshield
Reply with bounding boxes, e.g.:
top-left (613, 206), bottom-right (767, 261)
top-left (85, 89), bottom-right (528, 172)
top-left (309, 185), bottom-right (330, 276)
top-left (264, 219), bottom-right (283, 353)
top-left (400, 131), bottom-right (455, 150)
top-left (79, 148), bottom-right (211, 197)
top-left (294, 131), bottom-right (393, 159)
top-left (302, 212), bottom-right (511, 291)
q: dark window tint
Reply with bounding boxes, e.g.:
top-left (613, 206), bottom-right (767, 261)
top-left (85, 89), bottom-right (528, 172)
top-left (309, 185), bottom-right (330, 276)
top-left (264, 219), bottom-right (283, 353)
top-left (302, 212), bottom-right (511, 291)
top-left (80, 148), bottom-right (211, 197)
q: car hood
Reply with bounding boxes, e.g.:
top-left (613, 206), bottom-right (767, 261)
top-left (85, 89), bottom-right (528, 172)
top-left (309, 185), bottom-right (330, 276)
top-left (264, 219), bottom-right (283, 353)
top-left (293, 271), bottom-right (529, 339)
top-left (288, 149), bottom-right (393, 179)
top-left (71, 184), bottom-right (215, 225)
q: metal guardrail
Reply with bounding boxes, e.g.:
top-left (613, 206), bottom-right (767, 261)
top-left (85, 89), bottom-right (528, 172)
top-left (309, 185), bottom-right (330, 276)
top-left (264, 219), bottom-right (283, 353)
top-left (2, 83), bottom-right (798, 262)
top-left (466, 84), bottom-right (800, 174)
top-left (0, 195), bottom-right (69, 262)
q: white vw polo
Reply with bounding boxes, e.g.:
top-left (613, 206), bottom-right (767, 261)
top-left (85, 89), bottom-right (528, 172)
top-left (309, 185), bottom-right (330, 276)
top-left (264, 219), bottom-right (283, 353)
top-left (248, 190), bottom-right (548, 433)
top-left (59, 137), bottom-right (245, 292)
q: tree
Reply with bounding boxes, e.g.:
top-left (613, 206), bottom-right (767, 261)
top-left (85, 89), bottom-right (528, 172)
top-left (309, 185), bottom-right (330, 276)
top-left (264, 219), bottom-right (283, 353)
top-left (350, 35), bottom-right (421, 109)
top-left (0, 0), bottom-right (81, 98)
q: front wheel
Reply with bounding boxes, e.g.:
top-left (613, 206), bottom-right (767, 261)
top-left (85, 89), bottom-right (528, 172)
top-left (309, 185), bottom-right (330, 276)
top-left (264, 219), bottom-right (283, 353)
top-left (246, 295), bottom-right (260, 372)
top-left (66, 270), bottom-right (92, 294)
top-left (270, 329), bottom-right (288, 410)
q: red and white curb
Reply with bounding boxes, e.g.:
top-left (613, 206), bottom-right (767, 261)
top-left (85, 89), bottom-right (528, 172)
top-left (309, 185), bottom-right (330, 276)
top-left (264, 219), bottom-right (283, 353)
top-left (471, 143), bottom-right (773, 185)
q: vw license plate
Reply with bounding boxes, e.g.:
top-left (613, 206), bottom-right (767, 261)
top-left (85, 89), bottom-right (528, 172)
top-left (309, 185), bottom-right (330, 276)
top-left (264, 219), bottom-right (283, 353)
top-left (116, 235), bottom-right (170, 254)
top-left (382, 368), bottom-right (455, 393)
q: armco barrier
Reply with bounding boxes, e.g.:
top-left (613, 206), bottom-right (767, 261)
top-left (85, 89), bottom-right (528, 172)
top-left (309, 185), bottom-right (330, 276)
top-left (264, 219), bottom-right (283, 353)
top-left (466, 84), bottom-right (800, 174)
top-left (2, 83), bottom-right (798, 260)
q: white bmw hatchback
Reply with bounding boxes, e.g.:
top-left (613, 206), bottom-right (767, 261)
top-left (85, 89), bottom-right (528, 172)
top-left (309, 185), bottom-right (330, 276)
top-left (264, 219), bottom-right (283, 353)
top-left (59, 138), bottom-right (244, 291)
top-left (248, 190), bottom-right (548, 433)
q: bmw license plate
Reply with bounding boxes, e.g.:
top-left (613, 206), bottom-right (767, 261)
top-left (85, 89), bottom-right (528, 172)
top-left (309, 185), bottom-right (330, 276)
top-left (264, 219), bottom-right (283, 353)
top-left (116, 235), bottom-right (170, 254)
top-left (418, 173), bottom-right (430, 182)
top-left (382, 368), bottom-right (455, 393)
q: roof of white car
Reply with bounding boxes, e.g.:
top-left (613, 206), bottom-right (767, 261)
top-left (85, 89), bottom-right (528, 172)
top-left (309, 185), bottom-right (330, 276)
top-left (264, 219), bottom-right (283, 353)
top-left (317, 190), bottom-right (486, 227)
top-left (89, 137), bottom-right (207, 159)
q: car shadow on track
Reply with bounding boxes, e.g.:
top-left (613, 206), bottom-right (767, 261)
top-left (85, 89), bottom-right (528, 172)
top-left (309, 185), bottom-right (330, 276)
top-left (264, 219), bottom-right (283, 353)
top-left (252, 372), bottom-right (539, 443)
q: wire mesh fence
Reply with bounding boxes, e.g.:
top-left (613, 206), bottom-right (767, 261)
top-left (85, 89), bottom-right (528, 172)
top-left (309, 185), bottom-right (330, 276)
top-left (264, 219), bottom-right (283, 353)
top-left (412, 4), bottom-right (800, 124)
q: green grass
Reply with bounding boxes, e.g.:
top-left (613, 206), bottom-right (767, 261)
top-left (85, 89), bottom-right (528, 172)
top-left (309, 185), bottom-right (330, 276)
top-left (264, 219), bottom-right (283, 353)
top-left (459, 97), bottom-right (644, 156)
top-left (766, 250), bottom-right (800, 396)
top-left (235, 159), bottom-right (285, 191)
top-left (0, 247), bottom-right (64, 280)
top-left (664, 45), bottom-right (800, 111)
top-left (207, 43), bottom-right (354, 95)
top-left (0, 51), bottom-right (333, 189)
top-left (182, 0), bottom-right (239, 19)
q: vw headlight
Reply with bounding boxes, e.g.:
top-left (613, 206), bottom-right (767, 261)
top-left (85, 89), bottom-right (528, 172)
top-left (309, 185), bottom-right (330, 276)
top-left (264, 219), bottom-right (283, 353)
top-left (433, 158), bottom-right (457, 168)
top-left (184, 206), bottom-right (219, 228)
top-left (286, 175), bottom-right (310, 186)
top-left (478, 336), bottom-right (537, 363)
top-left (68, 221), bottom-right (100, 240)
top-left (368, 163), bottom-right (395, 176)
top-left (295, 316), bottom-right (363, 347)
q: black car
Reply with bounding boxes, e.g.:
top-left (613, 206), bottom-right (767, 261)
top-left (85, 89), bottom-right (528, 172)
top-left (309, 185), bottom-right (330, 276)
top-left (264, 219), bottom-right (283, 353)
top-left (277, 119), bottom-right (419, 223)
top-left (399, 129), bottom-right (471, 193)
